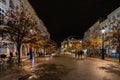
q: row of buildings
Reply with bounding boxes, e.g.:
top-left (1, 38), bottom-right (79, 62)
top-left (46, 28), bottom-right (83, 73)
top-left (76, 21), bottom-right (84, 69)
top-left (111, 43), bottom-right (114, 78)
top-left (61, 36), bottom-right (83, 54)
top-left (84, 7), bottom-right (120, 57)
top-left (0, 0), bottom-right (50, 56)
top-left (61, 7), bottom-right (120, 57)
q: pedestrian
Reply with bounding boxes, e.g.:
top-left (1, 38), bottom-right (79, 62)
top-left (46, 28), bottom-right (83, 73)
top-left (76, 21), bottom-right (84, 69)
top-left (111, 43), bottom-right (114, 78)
top-left (27, 53), bottom-right (29, 56)
top-left (10, 52), bottom-right (13, 58)
top-left (77, 50), bottom-right (81, 59)
top-left (15, 52), bottom-right (18, 57)
top-left (8, 52), bottom-right (13, 63)
top-left (77, 50), bottom-right (84, 59)
top-left (81, 50), bottom-right (84, 58)
top-left (75, 50), bottom-right (78, 58)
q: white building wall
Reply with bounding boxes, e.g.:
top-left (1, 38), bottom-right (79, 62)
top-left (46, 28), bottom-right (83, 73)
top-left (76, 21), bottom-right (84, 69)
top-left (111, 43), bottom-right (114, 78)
top-left (0, 1), bottom-right (9, 15)
top-left (108, 7), bottom-right (120, 22)
top-left (0, 0), bottom-right (50, 57)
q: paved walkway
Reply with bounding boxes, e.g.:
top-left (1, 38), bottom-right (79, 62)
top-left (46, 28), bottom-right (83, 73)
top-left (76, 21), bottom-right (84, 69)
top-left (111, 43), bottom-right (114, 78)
top-left (88, 55), bottom-right (120, 63)
top-left (48, 54), bottom-right (120, 80)
top-left (0, 54), bottom-right (120, 80)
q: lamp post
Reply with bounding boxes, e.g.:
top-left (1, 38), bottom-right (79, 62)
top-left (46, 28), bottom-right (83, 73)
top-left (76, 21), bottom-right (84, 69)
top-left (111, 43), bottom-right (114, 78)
top-left (101, 29), bottom-right (105, 59)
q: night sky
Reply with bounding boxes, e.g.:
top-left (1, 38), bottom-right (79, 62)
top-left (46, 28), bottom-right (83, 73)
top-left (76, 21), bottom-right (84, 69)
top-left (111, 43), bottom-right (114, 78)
top-left (28, 0), bottom-right (120, 45)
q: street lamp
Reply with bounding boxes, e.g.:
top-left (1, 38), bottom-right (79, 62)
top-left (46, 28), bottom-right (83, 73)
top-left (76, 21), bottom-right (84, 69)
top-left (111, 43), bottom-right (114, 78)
top-left (80, 40), bottom-right (82, 43)
top-left (101, 29), bottom-right (105, 59)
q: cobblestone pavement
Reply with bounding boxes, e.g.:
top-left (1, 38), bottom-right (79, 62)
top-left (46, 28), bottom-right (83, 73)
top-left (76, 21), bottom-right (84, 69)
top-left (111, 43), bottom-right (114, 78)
top-left (0, 54), bottom-right (120, 80)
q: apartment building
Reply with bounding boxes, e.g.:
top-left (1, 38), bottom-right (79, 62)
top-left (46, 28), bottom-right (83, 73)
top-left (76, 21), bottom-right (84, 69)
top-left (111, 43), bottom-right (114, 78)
top-left (61, 37), bottom-right (82, 54)
top-left (84, 7), bottom-right (120, 57)
top-left (0, 0), bottom-right (50, 56)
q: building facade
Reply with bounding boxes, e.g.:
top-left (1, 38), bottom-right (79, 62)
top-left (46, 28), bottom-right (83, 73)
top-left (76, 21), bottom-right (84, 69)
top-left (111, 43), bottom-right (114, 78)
top-left (0, 0), bottom-right (50, 57)
top-left (83, 7), bottom-right (120, 57)
top-left (61, 37), bottom-right (82, 54)
top-left (0, 0), bottom-right (12, 56)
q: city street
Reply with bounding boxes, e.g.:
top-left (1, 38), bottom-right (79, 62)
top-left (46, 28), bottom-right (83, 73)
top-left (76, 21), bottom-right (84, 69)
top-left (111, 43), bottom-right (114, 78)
top-left (0, 0), bottom-right (120, 80)
top-left (0, 54), bottom-right (120, 80)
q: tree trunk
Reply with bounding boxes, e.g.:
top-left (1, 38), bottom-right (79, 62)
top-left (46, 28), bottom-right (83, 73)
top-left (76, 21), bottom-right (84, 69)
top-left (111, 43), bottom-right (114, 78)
top-left (17, 44), bottom-right (21, 63)
top-left (119, 53), bottom-right (120, 63)
top-left (30, 48), bottom-right (33, 59)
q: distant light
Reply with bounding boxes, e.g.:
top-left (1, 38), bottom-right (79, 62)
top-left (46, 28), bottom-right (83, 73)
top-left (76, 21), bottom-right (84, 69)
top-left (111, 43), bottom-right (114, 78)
top-left (112, 49), bottom-right (116, 53)
top-left (30, 29), bottom-right (33, 33)
top-left (80, 40), bottom-right (82, 43)
top-left (101, 29), bottom-right (105, 34)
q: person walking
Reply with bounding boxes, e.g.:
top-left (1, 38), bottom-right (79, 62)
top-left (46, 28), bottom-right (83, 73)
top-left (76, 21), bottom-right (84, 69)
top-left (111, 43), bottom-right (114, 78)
top-left (10, 52), bottom-right (13, 58)
top-left (77, 50), bottom-right (81, 59)
top-left (8, 52), bottom-right (13, 63)
top-left (75, 50), bottom-right (78, 58)
top-left (77, 50), bottom-right (84, 59)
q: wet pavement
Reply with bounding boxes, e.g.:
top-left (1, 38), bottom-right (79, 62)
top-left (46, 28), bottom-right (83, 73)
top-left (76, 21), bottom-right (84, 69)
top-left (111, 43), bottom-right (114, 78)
top-left (0, 54), bottom-right (120, 80)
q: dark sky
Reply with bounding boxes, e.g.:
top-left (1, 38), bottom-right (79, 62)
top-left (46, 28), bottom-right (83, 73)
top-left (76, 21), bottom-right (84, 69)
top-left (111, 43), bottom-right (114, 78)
top-left (28, 0), bottom-right (120, 45)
